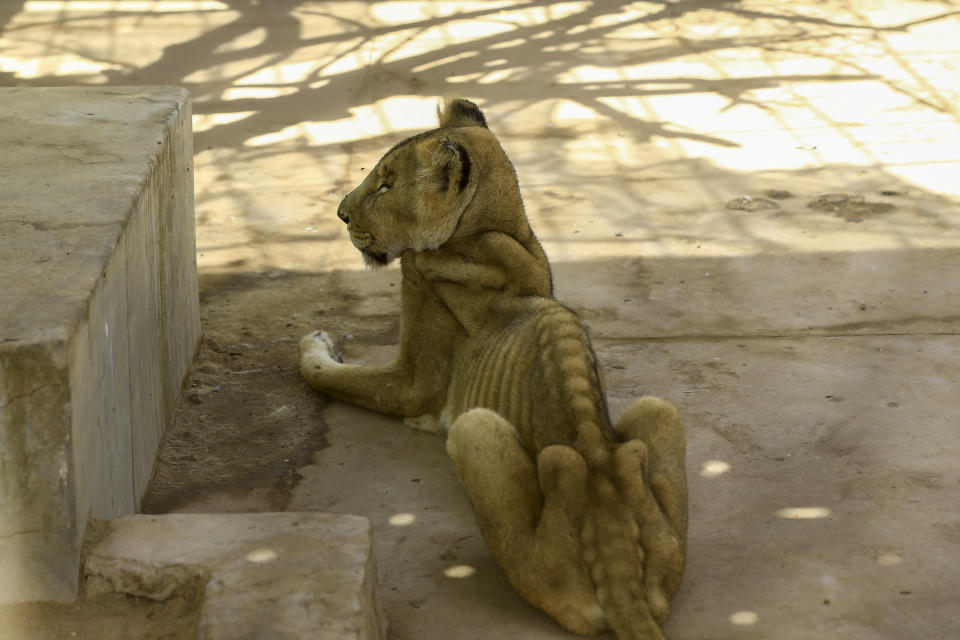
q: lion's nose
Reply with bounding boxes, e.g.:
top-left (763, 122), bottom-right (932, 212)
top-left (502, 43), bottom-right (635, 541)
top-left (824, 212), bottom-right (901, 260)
top-left (337, 208), bottom-right (350, 224)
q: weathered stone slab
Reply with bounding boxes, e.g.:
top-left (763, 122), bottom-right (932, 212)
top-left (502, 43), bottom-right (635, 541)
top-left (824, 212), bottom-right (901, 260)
top-left (0, 87), bottom-right (199, 603)
top-left (85, 513), bottom-right (386, 640)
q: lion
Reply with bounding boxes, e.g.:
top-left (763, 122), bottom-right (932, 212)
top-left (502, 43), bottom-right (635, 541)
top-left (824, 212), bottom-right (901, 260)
top-left (300, 98), bottom-right (687, 640)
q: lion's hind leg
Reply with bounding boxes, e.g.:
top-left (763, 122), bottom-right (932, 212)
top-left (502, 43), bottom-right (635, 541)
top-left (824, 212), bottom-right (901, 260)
top-left (446, 408), bottom-right (605, 635)
top-left (612, 397), bottom-right (688, 622)
top-left (614, 397), bottom-right (687, 535)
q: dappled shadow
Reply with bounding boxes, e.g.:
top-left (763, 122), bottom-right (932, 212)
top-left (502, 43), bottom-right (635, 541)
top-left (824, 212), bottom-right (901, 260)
top-left (2, 0), bottom-right (957, 153)
top-left (3, 0), bottom-right (958, 268)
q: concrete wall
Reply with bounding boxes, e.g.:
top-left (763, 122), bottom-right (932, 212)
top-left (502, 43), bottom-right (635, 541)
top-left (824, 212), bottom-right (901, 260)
top-left (0, 87), bottom-right (200, 603)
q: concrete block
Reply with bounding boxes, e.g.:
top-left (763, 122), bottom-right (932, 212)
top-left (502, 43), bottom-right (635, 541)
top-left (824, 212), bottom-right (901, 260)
top-left (0, 87), bottom-right (200, 603)
top-left (85, 513), bottom-right (386, 640)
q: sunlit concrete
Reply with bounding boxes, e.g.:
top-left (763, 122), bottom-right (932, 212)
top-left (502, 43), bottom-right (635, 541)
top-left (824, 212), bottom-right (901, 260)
top-left (3, 0), bottom-right (959, 637)
top-left (3, 0), bottom-right (952, 273)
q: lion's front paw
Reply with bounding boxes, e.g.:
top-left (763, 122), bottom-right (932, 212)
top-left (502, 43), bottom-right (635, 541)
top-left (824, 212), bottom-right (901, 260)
top-left (299, 330), bottom-right (344, 367)
top-left (404, 414), bottom-right (444, 434)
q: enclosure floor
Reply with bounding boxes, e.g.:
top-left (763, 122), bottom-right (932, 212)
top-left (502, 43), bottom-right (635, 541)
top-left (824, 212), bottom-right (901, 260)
top-left (2, 1), bottom-right (958, 638)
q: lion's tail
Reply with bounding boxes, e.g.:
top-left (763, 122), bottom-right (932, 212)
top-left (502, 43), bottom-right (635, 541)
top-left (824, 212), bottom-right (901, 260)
top-left (582, 469), bottom-right (667, 640)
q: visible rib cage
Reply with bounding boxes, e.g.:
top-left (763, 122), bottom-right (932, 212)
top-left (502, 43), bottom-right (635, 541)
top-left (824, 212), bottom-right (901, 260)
top-left (447, 298), bottom-right (613, 456)
top-left (459, 314), bottom-right (527, 429)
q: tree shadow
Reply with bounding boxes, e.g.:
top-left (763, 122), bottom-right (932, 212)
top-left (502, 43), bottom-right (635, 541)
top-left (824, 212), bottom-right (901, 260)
top-left (2, 0), bottom-right (956, 155)
top-left (3, 0), bottom-right (958, 289)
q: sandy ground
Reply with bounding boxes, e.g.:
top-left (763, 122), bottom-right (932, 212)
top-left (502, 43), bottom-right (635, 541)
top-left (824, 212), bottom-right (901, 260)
top-left (2, 1), bottom-right (960, 638)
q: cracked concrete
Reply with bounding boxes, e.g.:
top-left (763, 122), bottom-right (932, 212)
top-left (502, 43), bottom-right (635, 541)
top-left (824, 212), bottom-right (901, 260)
top-left (2, 0), bottom-right (960, 638)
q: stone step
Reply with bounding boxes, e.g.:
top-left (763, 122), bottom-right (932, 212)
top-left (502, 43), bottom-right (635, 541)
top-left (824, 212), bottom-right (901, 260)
top-left (85, 513), bottom-right (386, 640)
top-left (0, 87), bottom-right (200, 603)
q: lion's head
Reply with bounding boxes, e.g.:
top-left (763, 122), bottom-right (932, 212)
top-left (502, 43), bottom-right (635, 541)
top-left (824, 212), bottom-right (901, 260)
top-left (336, 98), bottom-right (524, 268)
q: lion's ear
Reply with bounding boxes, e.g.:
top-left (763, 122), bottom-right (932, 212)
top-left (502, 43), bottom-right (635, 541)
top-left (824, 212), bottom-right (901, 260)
top-left (437, 97), bottom-right (488, 128)
top-left (416, 138), bottom-right (472, 194)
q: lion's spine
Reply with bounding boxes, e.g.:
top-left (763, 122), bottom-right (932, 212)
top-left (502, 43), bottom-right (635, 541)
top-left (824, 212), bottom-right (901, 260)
top-left (534, 305), bottom-right (664, 640)
top-left (532, 304), bottom-right (609, 464)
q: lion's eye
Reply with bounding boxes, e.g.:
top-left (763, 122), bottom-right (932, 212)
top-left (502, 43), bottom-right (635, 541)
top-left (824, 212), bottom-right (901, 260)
top-left (377, 181), bottom-right (391, 194)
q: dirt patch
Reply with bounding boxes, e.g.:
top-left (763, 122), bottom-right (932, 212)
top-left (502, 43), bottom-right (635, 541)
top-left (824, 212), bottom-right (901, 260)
top-left (142, 265), bottom-right (403, 514)
top-left (807, 193), bottom-right (895, 222)
top-left (765, 189), bottom-right (793, 200)
top-left (0, 593), bottom-right (200, 640)
top-left (143, 270), bottom-right (343, 514)
top-left (726, 195), bottom-right (781, 210)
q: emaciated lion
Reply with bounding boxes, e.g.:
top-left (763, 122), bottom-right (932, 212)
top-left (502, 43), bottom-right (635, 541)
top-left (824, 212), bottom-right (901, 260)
top-left (299, 98), bottom-right (687, 639)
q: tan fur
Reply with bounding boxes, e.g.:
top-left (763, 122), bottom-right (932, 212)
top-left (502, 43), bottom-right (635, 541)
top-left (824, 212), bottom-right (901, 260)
top-left (300, 98), bottom-right (687, 639)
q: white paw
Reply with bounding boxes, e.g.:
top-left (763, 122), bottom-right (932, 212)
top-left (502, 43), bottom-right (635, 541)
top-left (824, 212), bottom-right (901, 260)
top-left (299, 330), bottom-right (343, 367)
top-left (404, 414), bottom-right (445, 434)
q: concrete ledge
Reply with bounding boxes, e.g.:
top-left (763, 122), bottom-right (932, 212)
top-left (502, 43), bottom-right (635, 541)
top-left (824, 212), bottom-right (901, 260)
top-left (85, 513), bottom-right (386, 640)
top-left (0, 87), bottom-right (199, 603)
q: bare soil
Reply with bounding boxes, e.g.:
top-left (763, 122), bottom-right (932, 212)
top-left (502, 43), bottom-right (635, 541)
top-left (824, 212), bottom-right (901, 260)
top-left (0, 593), bottom-right (200, 640)
top-left (143, 266), bottom-right (404, 515)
